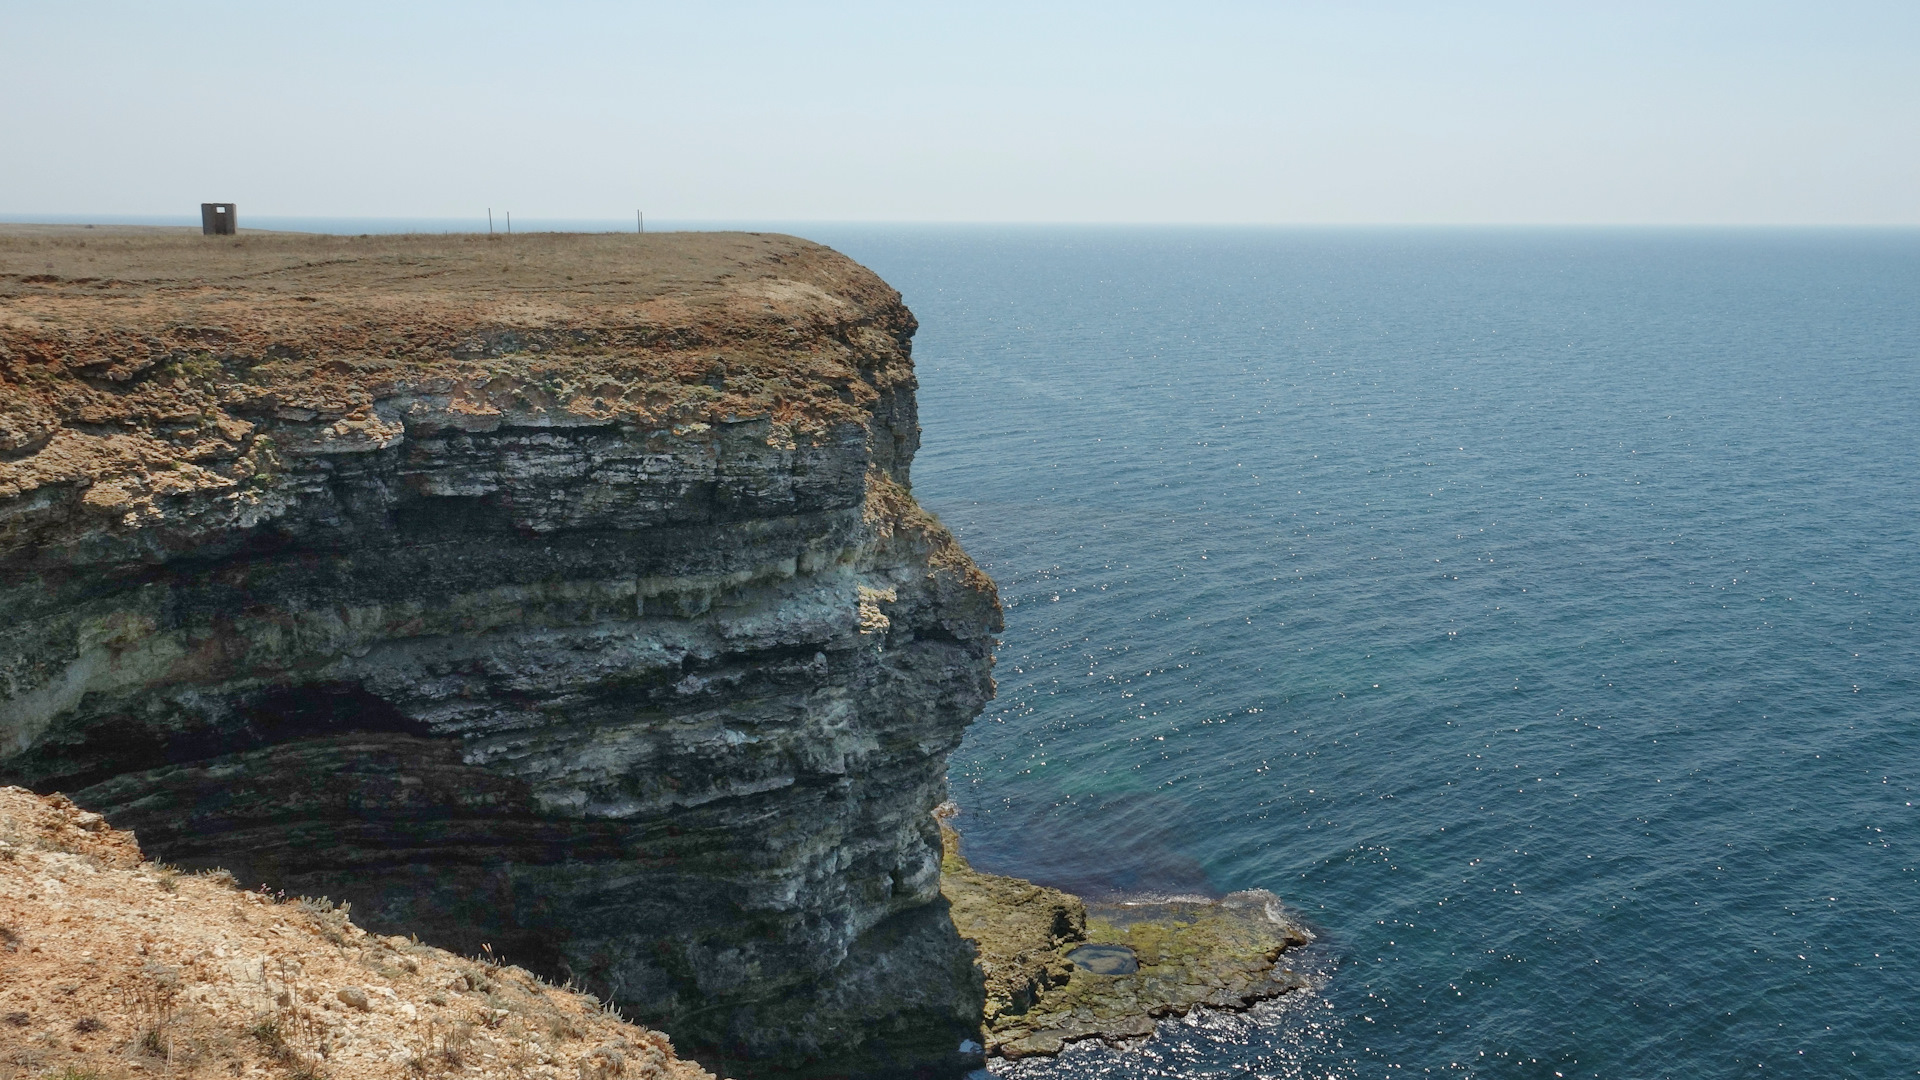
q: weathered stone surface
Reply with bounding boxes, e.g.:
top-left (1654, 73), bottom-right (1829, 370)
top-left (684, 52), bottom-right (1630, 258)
top-left (0, 228), bottom-right (1001, 1078)
top-left (939, 814), bottom-right (1313, 1059)
top-left (937, 809), bottom-right (1085, 1030)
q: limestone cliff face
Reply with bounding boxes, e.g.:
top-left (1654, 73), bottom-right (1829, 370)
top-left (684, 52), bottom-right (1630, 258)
top-left (0, 229), bottom-right (1001, 1077)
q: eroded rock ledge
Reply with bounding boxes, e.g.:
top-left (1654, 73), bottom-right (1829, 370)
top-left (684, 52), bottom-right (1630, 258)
top-left (938, 813), bottom-right (1313, 1059)
top-left (0, 228), bottom-right (1002, 1078)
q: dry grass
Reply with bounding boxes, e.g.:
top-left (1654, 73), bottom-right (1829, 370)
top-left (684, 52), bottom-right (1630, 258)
top-left (0, 225), bottom-right (918, 528)
top-left (0, 786), bottom-right (713, 1080)
top-left (0, 224), bottom-right (838, 302)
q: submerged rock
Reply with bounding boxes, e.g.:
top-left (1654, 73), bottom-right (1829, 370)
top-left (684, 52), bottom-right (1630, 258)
top-left (1066, 943), bottom-right (1139, 975)
top-left (938, 813), bottom-right (1313, 1058)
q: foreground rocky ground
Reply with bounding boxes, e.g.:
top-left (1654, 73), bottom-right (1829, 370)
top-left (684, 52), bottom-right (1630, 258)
top-left (0, 786), bottom-right (712, 1080)
top-left (938, 811), bottom-right (1313, 1059)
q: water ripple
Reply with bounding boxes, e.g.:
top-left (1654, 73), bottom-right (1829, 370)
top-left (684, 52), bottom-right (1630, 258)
top-left (809, 226), bottom-right (1920, 1079)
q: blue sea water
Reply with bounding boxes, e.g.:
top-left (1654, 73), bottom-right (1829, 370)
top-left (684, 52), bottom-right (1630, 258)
top-left (801, 227), bottom-right (1920, 1080)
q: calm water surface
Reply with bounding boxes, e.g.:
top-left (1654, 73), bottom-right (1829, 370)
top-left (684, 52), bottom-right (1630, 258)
top-left (807, 227), bottom-right (1919, 1080)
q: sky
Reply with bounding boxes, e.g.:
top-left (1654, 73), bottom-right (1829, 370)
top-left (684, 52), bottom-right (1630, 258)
top-left (4, 1), bottom-right (1919, 225)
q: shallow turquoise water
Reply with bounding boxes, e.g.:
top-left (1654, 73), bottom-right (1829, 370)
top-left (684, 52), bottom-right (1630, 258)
top-left (811, 227), bottom-right (1919, 1079)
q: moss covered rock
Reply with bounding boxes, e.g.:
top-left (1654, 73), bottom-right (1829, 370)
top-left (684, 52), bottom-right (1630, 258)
top-left (938, 814), bottom-right (1314, 1058)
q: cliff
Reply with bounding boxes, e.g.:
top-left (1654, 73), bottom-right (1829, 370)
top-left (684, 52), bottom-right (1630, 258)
top-left (0, 227), bottom-right (1002, 1078)
top-left (0, 785), bottom-right (712, 1079)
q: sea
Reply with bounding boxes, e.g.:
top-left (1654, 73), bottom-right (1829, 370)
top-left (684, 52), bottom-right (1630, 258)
top-left (23, 216), bottom-right (1916, 1078)
top-left (815, 227), bottom-right (1919, 1080)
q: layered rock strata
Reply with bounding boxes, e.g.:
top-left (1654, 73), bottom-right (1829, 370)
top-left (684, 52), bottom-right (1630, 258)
top-left (0, 228), bottom-right (1001, 1077)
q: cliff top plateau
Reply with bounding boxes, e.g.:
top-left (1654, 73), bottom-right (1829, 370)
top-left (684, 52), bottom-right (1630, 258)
top-left (0, 784), bottom-right (714, 1080)
top-left (0, 226), bottom-right (917, 532)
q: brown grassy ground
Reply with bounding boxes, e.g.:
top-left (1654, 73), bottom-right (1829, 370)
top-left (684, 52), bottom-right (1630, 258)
top-left (0, 225), bottom-right (912, 536)
top-left (0, 225), bottom-right (863, 305)
top-left (0, 786), bottom-right (714, 1080)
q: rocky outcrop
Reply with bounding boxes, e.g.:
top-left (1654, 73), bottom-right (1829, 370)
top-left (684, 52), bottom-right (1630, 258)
top-left (0, 785), bottom-right (713, 1080)
top-left (0, 229), bottom-right (1002, 1078)
top-left (938, 814), bottom-right (1313, 1058)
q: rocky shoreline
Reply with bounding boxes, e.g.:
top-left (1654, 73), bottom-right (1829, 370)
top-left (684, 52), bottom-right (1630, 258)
top-left (0, 226), bottom-right (1315, 1077)
top-left (937, 810), bottom-right (1314, 1060)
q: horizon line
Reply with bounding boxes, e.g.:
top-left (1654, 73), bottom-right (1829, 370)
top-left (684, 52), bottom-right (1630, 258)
top-left (6, 214), bottom-right (1920, 231)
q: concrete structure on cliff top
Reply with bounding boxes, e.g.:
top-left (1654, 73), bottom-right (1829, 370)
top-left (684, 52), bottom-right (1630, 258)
top-left (0, 226), bottom-right (1002, 1078)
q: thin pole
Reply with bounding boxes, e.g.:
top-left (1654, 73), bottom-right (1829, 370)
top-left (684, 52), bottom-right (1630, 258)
top-left (487, 208), bottom-right (493, 235)
top-left (637, 210), bottom-right (643, 234)
top-left (506, 212), bottom-right (512, 236)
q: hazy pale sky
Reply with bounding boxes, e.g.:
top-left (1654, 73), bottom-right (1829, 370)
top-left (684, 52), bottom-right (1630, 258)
top-left (6, 1), bottom-right (1918, 224)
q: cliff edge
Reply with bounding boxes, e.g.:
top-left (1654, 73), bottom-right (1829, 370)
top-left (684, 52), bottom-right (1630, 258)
top-left (0, 227), bottom-right (1002, 1078)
